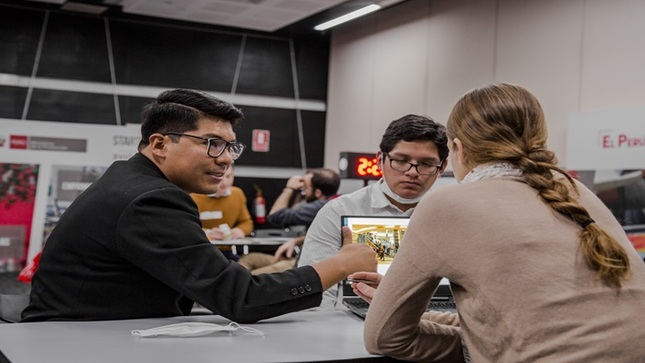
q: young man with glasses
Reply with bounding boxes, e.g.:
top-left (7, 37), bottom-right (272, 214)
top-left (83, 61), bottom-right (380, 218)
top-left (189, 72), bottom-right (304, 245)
top-left (297, 114), bottom-right (449, 308)
top-left (22, 88), bottom-right (376, 322)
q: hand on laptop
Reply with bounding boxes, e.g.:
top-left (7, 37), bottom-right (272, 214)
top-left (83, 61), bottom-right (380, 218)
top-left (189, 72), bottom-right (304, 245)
top-left (348, 272), bottom-right (382, 303)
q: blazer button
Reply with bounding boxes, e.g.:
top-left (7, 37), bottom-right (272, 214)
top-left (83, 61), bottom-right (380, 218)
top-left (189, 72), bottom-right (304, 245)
top-left (298, 286), bottom-right (305, 294)
top-left (290, 288), bottom-right (298, 296)
top-left (305, 284), bottom-right (312, 292)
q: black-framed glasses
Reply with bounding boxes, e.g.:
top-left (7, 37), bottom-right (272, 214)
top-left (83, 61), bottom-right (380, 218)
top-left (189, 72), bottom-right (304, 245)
top-left (384, 152), bottom-right (442, 176)
top-left (164, 132), bottom-right (245, 160)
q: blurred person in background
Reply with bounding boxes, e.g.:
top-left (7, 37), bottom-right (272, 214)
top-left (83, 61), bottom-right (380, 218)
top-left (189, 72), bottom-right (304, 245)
top-left (191, 165), bottom-right (253, 261)
top-left (239, 168), bottom-right (340, 274)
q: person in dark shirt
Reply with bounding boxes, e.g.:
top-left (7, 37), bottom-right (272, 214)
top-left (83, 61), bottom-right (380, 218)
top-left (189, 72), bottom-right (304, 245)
top-left (22, 88), bottom-right (375, 322)
top-left (267, 168), bottom-right (340, 229)
top-left (239, 168), bottom-right (340, 274)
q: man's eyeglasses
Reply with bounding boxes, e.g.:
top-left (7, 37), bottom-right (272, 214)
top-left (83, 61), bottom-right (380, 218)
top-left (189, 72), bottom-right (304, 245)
top-left (164, 132), bottom-right (245, 160)
top-left (384, 152), bottom-right (443, 176)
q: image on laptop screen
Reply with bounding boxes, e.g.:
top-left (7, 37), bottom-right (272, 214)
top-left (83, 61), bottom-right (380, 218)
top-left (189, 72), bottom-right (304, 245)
top-left (340, 215), bottom-right (455, 318)
top-left (341, 215), bottom-right (410, 275)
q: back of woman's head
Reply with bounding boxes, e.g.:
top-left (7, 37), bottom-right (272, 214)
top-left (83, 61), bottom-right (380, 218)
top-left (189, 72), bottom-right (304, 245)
top-left (447, 83), bottom-right (630, 287)
top-left (446, 83), bottom-right (552, 167)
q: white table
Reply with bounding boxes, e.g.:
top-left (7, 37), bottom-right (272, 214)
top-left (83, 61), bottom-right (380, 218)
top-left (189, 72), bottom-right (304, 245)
top-left (0, 310), bottom-right (388, 362)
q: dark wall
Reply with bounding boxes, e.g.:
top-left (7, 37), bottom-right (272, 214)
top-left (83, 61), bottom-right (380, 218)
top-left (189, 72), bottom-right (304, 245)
top-left (0, 1), bottom-right (328, 170)
top-left (0, 1), bottom-right (330, 221)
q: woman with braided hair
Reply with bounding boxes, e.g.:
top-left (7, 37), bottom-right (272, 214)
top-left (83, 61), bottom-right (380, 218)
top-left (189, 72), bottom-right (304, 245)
top-left (353, 83), bottom-right (645, 362)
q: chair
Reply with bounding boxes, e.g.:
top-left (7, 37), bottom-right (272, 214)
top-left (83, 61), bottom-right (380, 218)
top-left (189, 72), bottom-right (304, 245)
top-left (0, 293), bottom-right (30, 323)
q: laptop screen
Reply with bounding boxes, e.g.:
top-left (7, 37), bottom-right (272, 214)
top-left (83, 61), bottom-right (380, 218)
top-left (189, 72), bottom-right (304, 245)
top-left (341, 215), bottom-right (410, 275)
top-left (341, 215), bottom-right (451, 295)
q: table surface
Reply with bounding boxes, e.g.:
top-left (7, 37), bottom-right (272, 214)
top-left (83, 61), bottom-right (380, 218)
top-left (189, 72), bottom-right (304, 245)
top-left (212, 236), bottom-right (292, 246)
top-left (0, 309), bottom-right (389, 363)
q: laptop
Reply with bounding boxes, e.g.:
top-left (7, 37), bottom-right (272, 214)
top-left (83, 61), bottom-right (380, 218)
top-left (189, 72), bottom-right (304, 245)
top-left (339, 215), bottom-right (456, 318)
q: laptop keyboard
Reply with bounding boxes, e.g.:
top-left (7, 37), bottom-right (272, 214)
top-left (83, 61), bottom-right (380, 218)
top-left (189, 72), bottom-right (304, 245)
top-left (344, 298), bottom-right (457, 313)
top-left (344, 298), bottom-right (369, 309)
top-left (428, 301), bottom-right (457, 311)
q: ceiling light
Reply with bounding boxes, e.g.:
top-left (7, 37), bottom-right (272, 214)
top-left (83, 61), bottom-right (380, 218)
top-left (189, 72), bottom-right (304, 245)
top-left (61, 1), bottom-right (109, 14)
top-left (314, 4), bottom-right (382, 31)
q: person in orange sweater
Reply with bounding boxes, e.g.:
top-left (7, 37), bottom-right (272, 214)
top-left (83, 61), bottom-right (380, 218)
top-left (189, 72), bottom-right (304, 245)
top-left (191, 165), bottom-right (253, 261)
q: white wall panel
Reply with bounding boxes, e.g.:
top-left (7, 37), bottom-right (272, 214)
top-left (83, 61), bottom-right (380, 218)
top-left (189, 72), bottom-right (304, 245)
top-left (495, 0), bottom-right (584, 161)
top-left (581, 0), bottom-right (645, 111)
top-left (370, 1), bottom-right (431, 125)
top-left (326, 0), bottom-right (645, 170)
top-left (325, 17), bottom-right (381, 169)
top-left (426, 0), bottom-right (497, 125)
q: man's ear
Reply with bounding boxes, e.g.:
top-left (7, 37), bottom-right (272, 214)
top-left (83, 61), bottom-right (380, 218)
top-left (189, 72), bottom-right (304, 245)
top-left (376, 150), bottom-right (384, 170)
top-left (148, 134), bottom-right (168, 158)
top-left (314, 188), bottom-right (323, 200)
top-left (439, 157), bottom-right (449, 173)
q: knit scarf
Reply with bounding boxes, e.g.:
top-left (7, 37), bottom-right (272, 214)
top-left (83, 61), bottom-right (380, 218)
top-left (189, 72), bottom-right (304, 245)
top-left (460, 162), bottom-right (523, 184)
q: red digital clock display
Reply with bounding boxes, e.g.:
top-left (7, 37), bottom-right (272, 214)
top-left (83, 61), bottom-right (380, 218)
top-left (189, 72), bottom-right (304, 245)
top-left (339, 152), bottom-right (383, 180)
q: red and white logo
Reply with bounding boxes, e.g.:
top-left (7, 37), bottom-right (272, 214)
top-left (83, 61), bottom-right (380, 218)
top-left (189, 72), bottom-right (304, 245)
top-left (252, 129), bottom-right (270, 152)
top-left (600, 130), bottom-right (645, 149)
top-left (9, 135), bottom-right (28, 149)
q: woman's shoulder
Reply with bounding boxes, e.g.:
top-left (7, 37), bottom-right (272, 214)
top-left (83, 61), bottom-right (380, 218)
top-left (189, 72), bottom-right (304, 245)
top-left (422, 179), bottom-right (520, 209)
top-left (425, 182), bottom-right (477, 200)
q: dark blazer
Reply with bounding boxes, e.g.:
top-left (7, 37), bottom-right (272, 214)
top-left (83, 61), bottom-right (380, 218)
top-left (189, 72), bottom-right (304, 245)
top-left (22, 153), bottom-right (322, 322)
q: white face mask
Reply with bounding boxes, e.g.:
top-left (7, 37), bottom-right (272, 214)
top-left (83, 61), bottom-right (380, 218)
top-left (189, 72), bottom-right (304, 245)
top-left (377, 178), bottom-right (424, 205)
top-left (131, 322), bottom-right (265, 338)
top-left (207, 188), bottom-right (231, 198)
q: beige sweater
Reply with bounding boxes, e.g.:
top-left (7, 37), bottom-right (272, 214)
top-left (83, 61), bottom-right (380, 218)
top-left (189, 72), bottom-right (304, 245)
top-left (364, 177), bottom-right (645, 362)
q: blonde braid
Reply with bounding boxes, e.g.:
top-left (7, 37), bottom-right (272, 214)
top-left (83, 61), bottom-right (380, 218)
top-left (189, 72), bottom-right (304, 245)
top-left (448, 83), bottom-right (630, 287)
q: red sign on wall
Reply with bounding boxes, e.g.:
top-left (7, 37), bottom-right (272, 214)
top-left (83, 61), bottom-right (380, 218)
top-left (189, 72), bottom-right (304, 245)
top-left (252, 129), bottom-right (270, 152)
top-left (9, 135), bottom-right (28, 149)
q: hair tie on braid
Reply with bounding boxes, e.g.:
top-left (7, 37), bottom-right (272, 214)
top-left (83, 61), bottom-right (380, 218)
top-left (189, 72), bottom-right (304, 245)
top-left (580, 218), bottom-right (595, 228)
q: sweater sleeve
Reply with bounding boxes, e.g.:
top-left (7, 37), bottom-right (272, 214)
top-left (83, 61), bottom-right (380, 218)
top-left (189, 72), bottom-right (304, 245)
top-left (363, 195), bottom-right (464, 362)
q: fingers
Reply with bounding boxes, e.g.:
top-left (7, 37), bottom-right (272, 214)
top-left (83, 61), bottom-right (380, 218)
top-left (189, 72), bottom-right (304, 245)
top-left (274, 242), bottom-right (295, 262)
top-left (341, 226), bottom-right (353, 246)
top-left (349, 271), bottom-right (381, 281)
top-left (206, 228), bottom-right (225, 241)
top-left (230, 228), bottom-right (245, 239)
top-left (352, 282), bottom-right (376, 303)
top-left (274, 244), bottom-right (286, 256)
top-left (287, 175), bottom-right (303, 189)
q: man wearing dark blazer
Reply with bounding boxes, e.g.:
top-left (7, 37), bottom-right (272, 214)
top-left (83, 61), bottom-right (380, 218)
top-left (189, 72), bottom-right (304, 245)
top-left (22, 89), bottom-right (375, 323)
